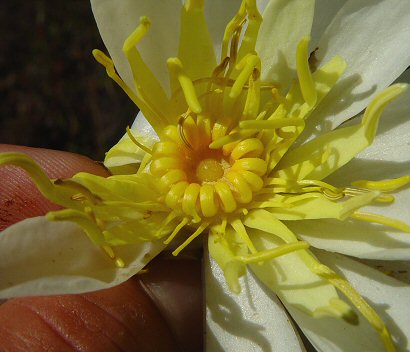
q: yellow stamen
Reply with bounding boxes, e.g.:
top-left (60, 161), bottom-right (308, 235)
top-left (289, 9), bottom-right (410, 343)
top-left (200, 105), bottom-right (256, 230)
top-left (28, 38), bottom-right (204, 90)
top-left (123, 17), bottom-right (172, 124)
top-left (163, 217), bottom-right (189, 244)
top-left (352, 175), bottom-right (410, 192)
top-left (167, 57), bottom-right (202, 113)
top-left (235, 241), bottom-right (309, 264)
top-left (296, 36), bottom-right (317, 107)
top-left (92, 49), bottom-right (166, 132)
top-left (231, 219), bottom-right (257, 254)
top-left (126, 127), bottom-right (153, 154)
top-left (352, 211), bottom-right (410, 232)
top-left (230, 54), bottom-right (261, 98)
top-left (172, 222), bottom-right (209, 256)
top-left (240, 118), bottom-right (305, 130)
top-left (311, 262), bottom-right (396, 352)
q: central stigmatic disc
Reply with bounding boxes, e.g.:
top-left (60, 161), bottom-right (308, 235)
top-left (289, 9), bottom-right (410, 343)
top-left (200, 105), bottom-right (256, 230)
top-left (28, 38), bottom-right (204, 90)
top-left (196, 158), bottom-right (224, 182)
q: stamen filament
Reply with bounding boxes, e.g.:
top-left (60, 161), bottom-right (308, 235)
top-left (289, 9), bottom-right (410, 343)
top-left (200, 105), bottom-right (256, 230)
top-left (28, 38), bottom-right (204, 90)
top-left (311, 262), bottom-right (396, 352)
top-left (235, 241), bottom-right (309, 263)
top-left (240, 118), bottom-right (305, 130)
top-left (352, 175), bottom-right (410, 192)
top-left (231, 219), bottom-right (257, 254)
top-left (167, 57), bottom-right (202, 114)
top-left (172, 222), bottom-right (209, 256)
top-left (126, 127), bottom-right (153, 154)
top-left (163, 217), bottom-right (189, 244)
top-left (296, 36), bottom-right (317, 107)
top-left (352, 211), bottom-right (410, 232)
top-left (92, 49), bottom-right (166, 132)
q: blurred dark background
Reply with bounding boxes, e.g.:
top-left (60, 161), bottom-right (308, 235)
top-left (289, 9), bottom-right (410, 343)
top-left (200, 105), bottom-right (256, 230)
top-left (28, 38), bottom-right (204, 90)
top-left (0, 1), bottom-right (137, 160)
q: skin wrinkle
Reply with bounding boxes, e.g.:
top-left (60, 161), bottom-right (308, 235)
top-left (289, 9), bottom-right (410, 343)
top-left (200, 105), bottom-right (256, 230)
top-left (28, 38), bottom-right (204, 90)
top-left (65, 295), bottom-right (131, 352)
top-left (0, 302), bottom-right (73, 352)
top-left (14, 296), bottom-right (121, 352)
top-left (0, 145), bottom-right (203, 351)
top-left (12, 300), bottom-right (81, 352)
top-left (79, 294), bottom-right (139, 350)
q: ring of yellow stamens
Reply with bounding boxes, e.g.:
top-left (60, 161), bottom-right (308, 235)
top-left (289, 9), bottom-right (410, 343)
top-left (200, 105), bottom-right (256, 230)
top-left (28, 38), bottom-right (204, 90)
top-left (150, 116), bottom-right (267, 220)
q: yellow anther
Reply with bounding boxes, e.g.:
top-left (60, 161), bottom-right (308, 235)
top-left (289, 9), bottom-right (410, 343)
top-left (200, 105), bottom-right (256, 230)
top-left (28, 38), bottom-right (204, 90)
top-left (362, 83), bottom-right (408, 136)
top-left (165, 181), bottom-right (189, 209)
top-left (241, 171), bottom-right (264, 191)
top-left (231, 218), bottom-right (257, 253)
top-left (152, 141), bottom-right (180, 157)
top-left (232, 157), bottom-right (267, 176)
top-left (352, 175), bottom-right (410, 192)
top-left (162, 125), bottom-right (180, 144)
top-left (164, 217), bottom-right (189, 244)
top-left (159, 169), bottom-right (187, 191)
top-left (167, 57), bottom-right (202, 114)
top-left (239, 118), bottom-right (305, 130)
top-left (46, 209), bottom-right (104, 245)
top-left (221, 0), bottom-right (246, 60)
top-left (172, 222), bottom-right (209, 256)
top-left (352, 211), bottom-right (410, 232)
top-left (115, 258), bottom-right (125, 268)
top-left (182, 183), bottom-right (201, 222)
top-left (123, 16), bottom-right (151, 53)
top-left (215, 181), bottom-right (237, 213)
top-left (235, 241), bottom-right (309, 264)
top-left (209, 131), bottom-right (253, 149)
top-left (226, 171), bottom-right (253, 204)
top-left (296, 36), bottom-right (317, 107)
top-left (200, 184), bottom-right (218, 217)
top-left (236, 0), bottom-right (262, 60)
top-left (150, 157), bottom-right (181, 177)
top-left (230, 54), bottom-right (261, 98)
top-left (102, 246), bottom-right (115, 259)
top-left (231, 138), bottom-right (264, 160)
top-left (92, 49), bottom-right (116, 76)
top-left (92, 50), bottom-right (166, 132)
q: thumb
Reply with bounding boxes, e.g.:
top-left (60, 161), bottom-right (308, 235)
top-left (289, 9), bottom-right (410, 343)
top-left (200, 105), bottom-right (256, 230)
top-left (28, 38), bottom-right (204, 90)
top-left (0, 145), bottom-right (203, 351)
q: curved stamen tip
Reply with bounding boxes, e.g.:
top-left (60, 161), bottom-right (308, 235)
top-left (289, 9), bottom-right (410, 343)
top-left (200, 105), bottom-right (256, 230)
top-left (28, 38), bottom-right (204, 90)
top-left (167, 57), bottom-right (202, 114)
top-left (296, 36), bottom-right (317, 107)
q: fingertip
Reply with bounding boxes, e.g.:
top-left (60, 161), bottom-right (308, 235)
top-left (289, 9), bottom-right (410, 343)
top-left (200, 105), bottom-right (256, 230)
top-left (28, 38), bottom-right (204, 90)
top-left (0, 144), bottom-right (109, 230)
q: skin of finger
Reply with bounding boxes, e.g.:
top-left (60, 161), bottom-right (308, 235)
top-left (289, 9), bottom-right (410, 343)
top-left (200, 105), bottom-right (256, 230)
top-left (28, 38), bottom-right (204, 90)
top-left (0, 145), bottom-right (203, 351)
top-left (0, 144), bottom-right (110, 231)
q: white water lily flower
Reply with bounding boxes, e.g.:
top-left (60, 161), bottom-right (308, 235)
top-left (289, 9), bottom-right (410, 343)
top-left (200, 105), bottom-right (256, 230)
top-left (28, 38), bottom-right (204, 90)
top-left (0, 0), bottom-right (410, 351)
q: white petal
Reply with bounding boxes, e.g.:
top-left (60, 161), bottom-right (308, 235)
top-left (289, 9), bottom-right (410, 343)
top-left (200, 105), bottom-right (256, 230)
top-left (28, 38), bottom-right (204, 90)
top-left (358, 258), bottom-right (410, 285)
top-left (294, 250), bottom-right (410, 352)
top-left (310, 0), bottom-right (347, 47)
top-left (256, 0), bottom-right (315, 91)
top-left (203, 0), bottom-right (240, 62)
top-left (301, 0), bottom-right (410, 141)
top-left (205, 249), bottom-right (304, 352)
top-left (339, 85), bottom-right (410, 167)
top-left (91, 0), bottom-right (181, 93)
top-left (293, 87), bottom-right (410, 260)
top-left (0, 217), bottom-right (165, 298)
top-left (287, 216), bottom-right (410, 260)
top-left (130, 110), bottom-right (159, 136)
top-left (104, 111), bottom-right (159, 170)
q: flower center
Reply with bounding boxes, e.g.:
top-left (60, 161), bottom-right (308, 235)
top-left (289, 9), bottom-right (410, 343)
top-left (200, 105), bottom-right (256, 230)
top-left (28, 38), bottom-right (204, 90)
top-left (196, 158), bottom-right (224, 182)
top-left (149, 116), bottom-right (268, 221)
